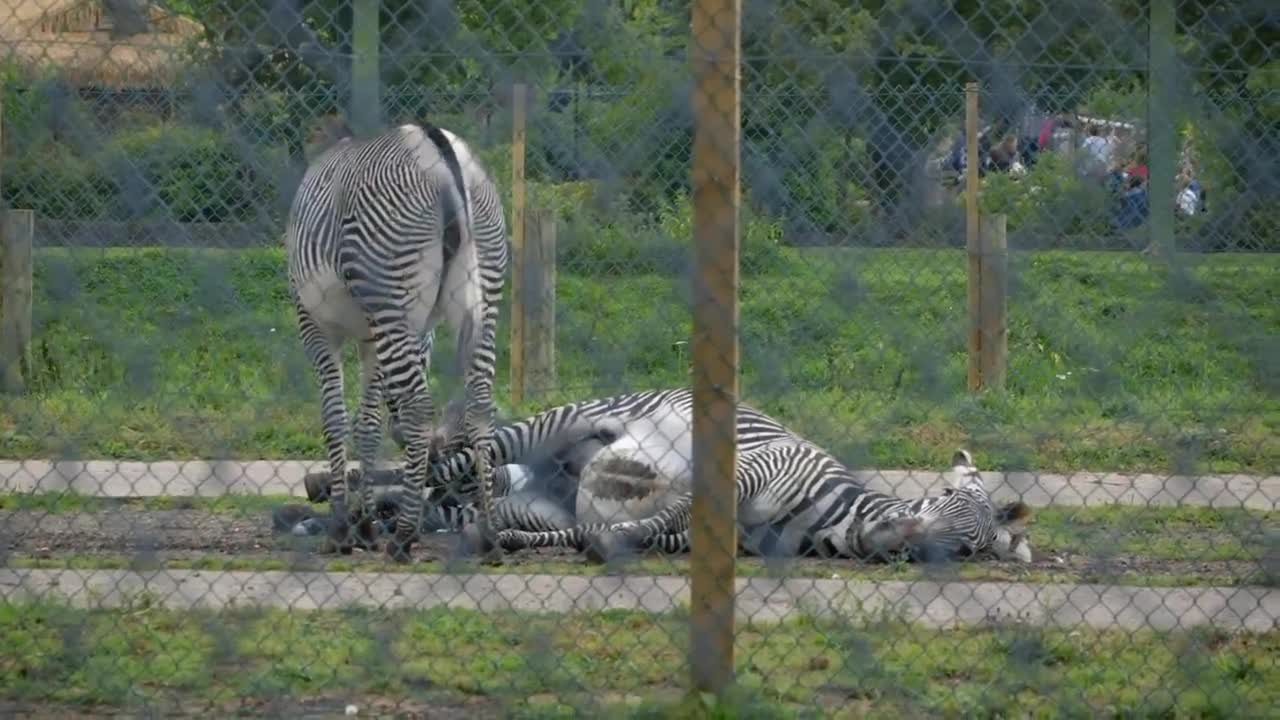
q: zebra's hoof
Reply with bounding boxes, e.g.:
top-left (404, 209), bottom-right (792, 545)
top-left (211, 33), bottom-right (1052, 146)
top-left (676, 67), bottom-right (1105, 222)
top-left (322, 534), bottom-right (356, 556)
top-left (321, 507), bottom-right (373, 555)
top-left (583, 531), bottom-right (635, 565)
top-left (460, 523), bottom-right (502, 565)
top-left (272, 504), bottom-right (318, 534)
top-left (386, 533), bottom-right (415, 563)
top-left (351, 514), bottom-right (380, 552)
top-left (304, 472), bottom-right (332, 503)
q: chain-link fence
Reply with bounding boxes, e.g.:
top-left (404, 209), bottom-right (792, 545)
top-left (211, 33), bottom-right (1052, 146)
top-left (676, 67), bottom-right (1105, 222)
top-left (0, 0), bottom-right (1276, 716)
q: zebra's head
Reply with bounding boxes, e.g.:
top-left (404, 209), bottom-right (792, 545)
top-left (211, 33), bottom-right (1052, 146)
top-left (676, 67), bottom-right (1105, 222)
top-left (946, 448), bottom-right (984, 492)
top-left (948, 448), bottom-right (1036, 563)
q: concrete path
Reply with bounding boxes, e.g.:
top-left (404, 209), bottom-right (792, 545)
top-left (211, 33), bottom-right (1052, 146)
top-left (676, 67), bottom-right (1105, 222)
top-left (1, 568), bottom-right (1276, 633)
top-left (1, 459), bottom-right (1277, 509)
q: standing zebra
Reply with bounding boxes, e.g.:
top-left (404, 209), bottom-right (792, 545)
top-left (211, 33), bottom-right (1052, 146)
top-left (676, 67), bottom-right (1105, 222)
top-left (296, 388), bottom-right (1034, 564)
top-left (285, 120), bottom-right (508, 562)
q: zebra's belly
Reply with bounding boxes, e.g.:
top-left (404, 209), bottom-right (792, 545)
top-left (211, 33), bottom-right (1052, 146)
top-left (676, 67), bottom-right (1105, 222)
top-left (293, 270), bottom-right (371, 340)
top-left (574, 409), bottom-right (695, 524)
top-left (575, 449), bottom-right (685, 525)
top-left (737, 493), bottom-right (788, 527)
top-left (291, 263), bottom-right (448, 342)
top-left (738, 491), bottom-right (855, 557)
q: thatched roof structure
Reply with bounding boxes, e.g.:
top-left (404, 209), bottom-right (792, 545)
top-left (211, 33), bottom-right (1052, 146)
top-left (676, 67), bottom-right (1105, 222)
top-left (0, 0), bottom-right (206, 87)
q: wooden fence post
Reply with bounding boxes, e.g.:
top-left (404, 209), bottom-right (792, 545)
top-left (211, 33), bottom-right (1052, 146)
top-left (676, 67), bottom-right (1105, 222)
top-left (978, 213), bottom-right (1008, 390)
top-left (965, 81), bottom-right (982, 392)
top-left (690, 0), bottom-right (741, 696)
top-left (521, 209), bottom-right (557, 398)
top-left (1, 209), bottom-right (35, 394)
top-left (509, 82), bottom-right (528, 407)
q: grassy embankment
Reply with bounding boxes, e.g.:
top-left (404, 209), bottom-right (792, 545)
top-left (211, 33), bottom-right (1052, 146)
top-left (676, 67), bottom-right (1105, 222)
top-left (0, 246), bottom-right (1275, 474)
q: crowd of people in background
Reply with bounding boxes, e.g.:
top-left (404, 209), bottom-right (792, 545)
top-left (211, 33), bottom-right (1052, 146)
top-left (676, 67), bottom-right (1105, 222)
top-left (941, 109), bottom-right (1207, 234)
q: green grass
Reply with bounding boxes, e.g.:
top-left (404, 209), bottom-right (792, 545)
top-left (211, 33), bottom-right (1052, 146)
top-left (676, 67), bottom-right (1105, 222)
top-left (0, 601), bottom-right (1275, 718)
top-left (1031, 505), bottom-right (1278, 564)
top-left (1, 246), bottom-right (1276, 474)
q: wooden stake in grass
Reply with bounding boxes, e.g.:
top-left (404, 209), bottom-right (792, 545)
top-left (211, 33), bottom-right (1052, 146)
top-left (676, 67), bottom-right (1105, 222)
top-left (509, 82), bottom-right (529, 407)
top-left (965, 80), bottom-right (982, 392)
top-left (1, 209), bottom-right (35, 394)
top-left (979, 213), bottom-right (1008, 390)
top-left (521, 209), bottom-right (557, 398)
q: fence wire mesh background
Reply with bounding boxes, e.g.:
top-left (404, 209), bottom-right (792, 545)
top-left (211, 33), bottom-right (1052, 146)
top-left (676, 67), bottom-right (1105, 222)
top-left (0, 0), bottom-right (1277, 717)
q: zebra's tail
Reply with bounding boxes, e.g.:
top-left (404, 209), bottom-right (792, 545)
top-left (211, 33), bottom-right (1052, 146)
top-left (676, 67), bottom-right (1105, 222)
top-left (417, 121), bottom-right (496, 538)
top-left (417, 121), bottom-right (473, 268)
top-left (995, 500), bottom-right (1034, 533)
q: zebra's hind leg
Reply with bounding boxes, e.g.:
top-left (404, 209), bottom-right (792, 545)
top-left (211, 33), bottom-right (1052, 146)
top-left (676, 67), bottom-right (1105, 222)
top-left (580, 495), bottom-right (696, 564)
top-left (348, 339), bottom-right (389, 551)
top-left (586, 527), bottom-right (691, 564)
top-left (442, 250), bottom-right (502, 562)
top-left (389, 331), bottom-right (434, 450)
top-left (296, 308), bottom-right (361, 554)
top-left (495, 524), bottom-right (605, 554)
top-left (369, 323), bottom-right (439, 564)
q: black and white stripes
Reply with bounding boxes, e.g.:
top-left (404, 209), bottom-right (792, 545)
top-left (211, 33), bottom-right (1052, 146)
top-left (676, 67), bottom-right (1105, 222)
top-left (284, 121), bottom-right (508, 561)
top-left (343, 388), bottom-right (1034, 564)
top-left (493, 436), bottom-right (1028, 564)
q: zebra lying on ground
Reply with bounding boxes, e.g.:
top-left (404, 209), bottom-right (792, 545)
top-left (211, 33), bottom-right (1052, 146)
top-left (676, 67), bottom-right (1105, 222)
top-left (286, 388), bottom-right (1035, 564)
top-left (285, 117), bottom-right (508, 562)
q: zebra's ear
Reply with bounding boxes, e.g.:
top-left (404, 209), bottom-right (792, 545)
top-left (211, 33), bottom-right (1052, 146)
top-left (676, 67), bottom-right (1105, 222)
top-left (996, 501), bottom-right (1034, 535)
top-left (951, 448), bottom-right (975, 470)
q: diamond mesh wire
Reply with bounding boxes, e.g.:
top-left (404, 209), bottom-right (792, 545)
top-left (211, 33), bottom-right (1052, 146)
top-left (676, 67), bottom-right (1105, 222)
top-left (0, 0), bottom-right (1276, 716)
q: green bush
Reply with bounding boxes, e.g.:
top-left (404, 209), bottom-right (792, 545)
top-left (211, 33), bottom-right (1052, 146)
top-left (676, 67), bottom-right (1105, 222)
top-left (775, 126), bottom-right (872, 237)
top-left (979, 151), bottom-right (1114, 241)
top-left (554, 191), bottom-right (786, 277)
top-left (2, 120), bottom-right (282, 224)
top-left (2, 144), bottom-right (111, 219)
top-left (101, 124), bottom-right (279, 223)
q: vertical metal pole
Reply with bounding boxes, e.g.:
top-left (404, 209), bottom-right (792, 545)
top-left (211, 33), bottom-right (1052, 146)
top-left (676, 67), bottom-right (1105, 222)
top-left (1148, 0), bottom-right (1176, 256)
top-left (690, 0), bottom-right (740, 696)
top-left (351, 0), bottom-right (381, 136)
top-left (965, 82), bottom-right (982, 391)
top-left (509, 83), bottom-right (528, 408)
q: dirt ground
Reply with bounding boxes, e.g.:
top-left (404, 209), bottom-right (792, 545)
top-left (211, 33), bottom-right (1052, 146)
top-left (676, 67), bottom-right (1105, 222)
top-left (0, 507), bottom-right (560, 567)
top-left (0, 507), bottom-right (1266, 583)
